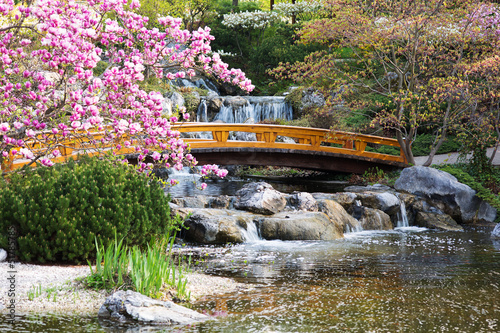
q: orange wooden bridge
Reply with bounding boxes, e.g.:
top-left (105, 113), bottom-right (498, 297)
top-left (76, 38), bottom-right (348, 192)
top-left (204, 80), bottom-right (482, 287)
top-left (1, 123), bottom-right (408, 173)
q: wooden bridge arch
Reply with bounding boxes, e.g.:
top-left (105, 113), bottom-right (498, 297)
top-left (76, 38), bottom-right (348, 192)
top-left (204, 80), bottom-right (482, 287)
top-left (1, 123), bottom-right (408, 173)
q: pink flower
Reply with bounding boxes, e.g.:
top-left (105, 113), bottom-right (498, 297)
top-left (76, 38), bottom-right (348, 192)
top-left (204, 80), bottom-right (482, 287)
top-left (151, 151), bottom-right (161, 161)
top-left (40, 158), bottom-right (54, 167)
top-left (0, 123), bottom-right (10, 133)
top-left (200, 183), bottom-right (207, 190)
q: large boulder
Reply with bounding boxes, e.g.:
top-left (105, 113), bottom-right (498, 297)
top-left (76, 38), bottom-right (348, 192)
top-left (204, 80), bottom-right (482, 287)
top-left (492, 223), bottom-right (500, 239)
top-left (288, 192), bottom-right (318, 212)
top-left (415, 212), bottom-right (464, 231)
top-left (316, 199), bottom-right (362, 233)
top-left (355, 192), bottom-right (401, 216)
top-left (312, 192), bottom-right (357, 210)
top-left (98, 290), bottom-right (209, 325)
top-left (395, 166), bottom-right (497, 223)
top-left (235, 182), bottom-right (287, 215)
top-left (258, 212), bottom-right (343, 241)
top-left (175, 208), bottom-right (256, 244)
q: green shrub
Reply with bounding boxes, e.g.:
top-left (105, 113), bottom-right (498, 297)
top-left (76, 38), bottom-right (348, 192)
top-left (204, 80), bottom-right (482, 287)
top-left (0, 157), bottom-right (174, 263)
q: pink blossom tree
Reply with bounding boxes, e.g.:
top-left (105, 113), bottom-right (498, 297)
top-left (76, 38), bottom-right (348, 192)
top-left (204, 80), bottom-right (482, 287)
top-left (0, 0), bottom-right (253, 177)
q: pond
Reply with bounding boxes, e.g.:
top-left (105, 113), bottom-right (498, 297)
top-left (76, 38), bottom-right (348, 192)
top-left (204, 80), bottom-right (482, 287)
top-left (2, 226), bottom-right (499, 332)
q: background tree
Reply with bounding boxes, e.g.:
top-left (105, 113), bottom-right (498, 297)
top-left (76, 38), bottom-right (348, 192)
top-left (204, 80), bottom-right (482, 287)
top-left (271, 0), bottom-right (500, 166)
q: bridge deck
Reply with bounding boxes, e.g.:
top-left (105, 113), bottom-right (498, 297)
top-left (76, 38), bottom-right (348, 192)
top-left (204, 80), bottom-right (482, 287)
top-left (1, 123), bottom-right (408, 173)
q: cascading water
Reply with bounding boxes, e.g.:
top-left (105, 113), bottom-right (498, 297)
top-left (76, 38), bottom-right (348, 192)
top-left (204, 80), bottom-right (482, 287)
top-left (197, 99), bottom-right (208, 122)
top-left (396, 196), bottom-right (410, 228)
top-left (239, 221), bottom-right (261, 242)
top-left (200, 96), bottom-right (293, 124)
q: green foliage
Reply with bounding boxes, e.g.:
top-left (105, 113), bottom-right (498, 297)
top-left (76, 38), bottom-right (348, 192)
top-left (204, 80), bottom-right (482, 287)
top-left (411, 134), bottom-right (462, 157)
top-left (349, 167), bottom-right (401, 186)
top-left (434, 164), bottom-right (500, 222)
top-left (0, 157), bottom-right (174, 263)
top-left (365, 144), bottom-right (400, 156)
top-left (92, 61), bottom-right (109, 77)
top-left (138, 75), bottom-right (173, 95)
top-left (87, 226), bottom-right (191, 300)
top-left (86, 232), bottom-right (129, 291)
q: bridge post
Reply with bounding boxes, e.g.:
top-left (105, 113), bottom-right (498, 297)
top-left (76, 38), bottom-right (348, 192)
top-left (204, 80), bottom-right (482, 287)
top-left (212, 131), bottom-right (229, 142)
top-left (354, 141), bottom-right (367, 151)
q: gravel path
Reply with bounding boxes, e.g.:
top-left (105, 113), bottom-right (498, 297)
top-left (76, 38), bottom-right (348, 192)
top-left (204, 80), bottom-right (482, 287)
top-left (0, 262), bottom-right (244, 315)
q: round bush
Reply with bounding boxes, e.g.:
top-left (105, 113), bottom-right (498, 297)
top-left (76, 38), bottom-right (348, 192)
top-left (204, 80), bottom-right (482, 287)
top-left (0, 157), bottom-right (173, 263)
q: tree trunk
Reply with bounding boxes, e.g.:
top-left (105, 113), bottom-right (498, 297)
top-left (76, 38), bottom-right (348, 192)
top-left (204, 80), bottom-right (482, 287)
top-left (423, 98), bottom-right (453, 167)
top-left (396, 131), bottom-right (415, 165)
top-left (232, 0), bottom-right (238, 7)
top-left (270, 0), bottom-right (275, 10)
top-left (423, 131), bottom-right (447, 167)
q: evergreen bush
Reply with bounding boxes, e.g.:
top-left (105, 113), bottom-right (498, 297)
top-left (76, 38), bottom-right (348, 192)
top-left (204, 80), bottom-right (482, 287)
top-left (0, 157), bottom-right (175, 263)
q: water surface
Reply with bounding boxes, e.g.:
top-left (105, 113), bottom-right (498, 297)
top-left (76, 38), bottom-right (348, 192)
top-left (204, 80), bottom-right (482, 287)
top-left (2, 227), bottom-right (498, 332)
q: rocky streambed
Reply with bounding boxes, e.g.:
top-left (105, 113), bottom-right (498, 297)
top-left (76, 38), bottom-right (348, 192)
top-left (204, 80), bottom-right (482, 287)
top-left (172, 166), bottom-right (498, 245)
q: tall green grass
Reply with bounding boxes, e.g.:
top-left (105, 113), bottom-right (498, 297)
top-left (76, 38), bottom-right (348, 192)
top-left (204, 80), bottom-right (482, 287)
top-left (86, 230), bottom-right (191, 300)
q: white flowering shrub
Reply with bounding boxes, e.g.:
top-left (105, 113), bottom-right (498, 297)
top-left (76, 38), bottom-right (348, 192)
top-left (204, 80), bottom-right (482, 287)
top-left (221, 10), bottom-right (281, 29)
top-left (273, 1), bottom-right (323, 17)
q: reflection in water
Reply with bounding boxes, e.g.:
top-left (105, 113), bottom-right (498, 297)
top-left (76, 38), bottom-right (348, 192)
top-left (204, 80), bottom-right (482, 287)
top-left (1, 228), bottom-right (498, 332)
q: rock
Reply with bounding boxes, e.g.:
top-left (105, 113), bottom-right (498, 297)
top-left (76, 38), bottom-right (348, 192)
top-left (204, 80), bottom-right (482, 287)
top-left (235, 182), bottom-right (287, 215)
top-left (317, 199), bottom-right (362, 233)
top-left (0, 248), bottom-right (7, 262)
top-left (312, 192), bottom-right (357, 210)
top-left (395, 166), bottom-right (497, 223)
top-left (288, 192), bottom-right (318, 212)
top-left (356, 192), bottom-right (401, 216)
top-left (492, 223), bottom-right (500, 239)
top-left (171, 195), bottom-right (208, 208)
top-left (207, 97), bottom-right (224, 112)
top-left (176, 208), bottom-right (255, 244)
top-left (415, 212), bottom-right (464, 231)
top-left (224, 96), bottom-right (248, 108)
top-left (207, 195), bottom-right (232, 209)
top-left (166, 92), bottom-right (185, 109)
top-left (258, 212), bottom-right (343, 241)
top-left (301, 87), bottom-right (325, 109)
top-left (98, 290), bottom-right (209, 325)
top-left (194, 78), bottom-right (219, 94)
top-left (357, 208), bottom-right (393, 231)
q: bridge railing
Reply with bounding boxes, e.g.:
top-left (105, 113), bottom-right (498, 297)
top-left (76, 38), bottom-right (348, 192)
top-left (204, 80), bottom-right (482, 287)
top-left (1, 123), bottom-right (407, 171)
top-left (175, 123), bottom-right (407, 165)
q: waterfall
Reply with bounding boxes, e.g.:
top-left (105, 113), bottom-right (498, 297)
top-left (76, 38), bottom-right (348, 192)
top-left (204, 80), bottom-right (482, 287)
top-left (396, 196), bottom-right (409, 228)
top-left (345, 200), bottom-right (364, 233)
top-left (239, 221), bottom-right (261, 242)
top-left (212, 96), bottom-right (293, 123)
top-left (196, 99), bottom-right (208, 122)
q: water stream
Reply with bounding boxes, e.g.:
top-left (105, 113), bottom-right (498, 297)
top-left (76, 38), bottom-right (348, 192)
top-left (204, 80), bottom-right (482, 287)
top-left (2, 227), bottom-right (498, 332)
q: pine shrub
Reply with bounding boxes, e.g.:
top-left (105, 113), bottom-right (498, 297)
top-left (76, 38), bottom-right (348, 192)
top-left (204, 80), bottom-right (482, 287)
top-left (0, 157), bottom-right (174, 263)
